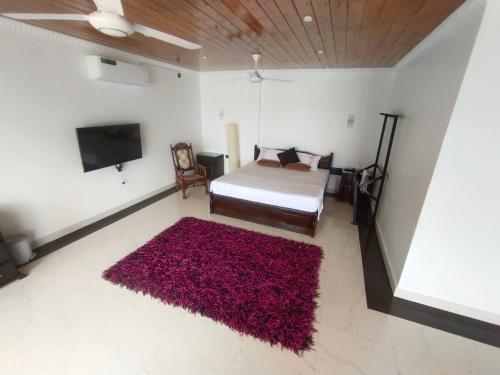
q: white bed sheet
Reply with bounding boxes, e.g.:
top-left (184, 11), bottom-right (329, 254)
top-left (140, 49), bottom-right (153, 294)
top-left (210, 162), bottom-right (330, 217)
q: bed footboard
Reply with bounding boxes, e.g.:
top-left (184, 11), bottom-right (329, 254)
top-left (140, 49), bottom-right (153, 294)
top-left (210, 193), bottom-right (317, 237)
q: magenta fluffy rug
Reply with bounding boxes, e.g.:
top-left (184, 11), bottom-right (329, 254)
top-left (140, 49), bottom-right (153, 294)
top-left (102, 217), bottom-right (322, 352)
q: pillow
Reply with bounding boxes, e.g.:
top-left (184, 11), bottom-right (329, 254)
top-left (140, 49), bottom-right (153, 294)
top-left (285, 162), bottom-right (311, 172)
top-left (318, 154), bottom-right (333, 170)
top-left (277, 147), bottom-right (300, 166)
top-left (257, 159), bottom-right (280, 168)
top-left (297, 152), bottom-right (321, 171)
top-left (257, 148), bottom-right (281, 162)
top-left (310, 155), bottom-right (321, 171)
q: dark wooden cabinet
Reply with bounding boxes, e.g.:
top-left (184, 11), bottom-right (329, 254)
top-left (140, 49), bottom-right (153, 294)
top-left (197, 152), bottom-right (224, 180)
top-left (0, 231), bottom-right (17, 287)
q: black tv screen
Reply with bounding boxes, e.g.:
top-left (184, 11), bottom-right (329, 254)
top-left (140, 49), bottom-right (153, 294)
top-left (76, 124), bottom-right (142, 172)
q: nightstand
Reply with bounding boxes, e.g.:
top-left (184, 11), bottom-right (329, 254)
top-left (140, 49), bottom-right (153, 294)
top-left (334, 168), bottom-right (355, 203)
top-left (197, 152), bottom-right (224, 180)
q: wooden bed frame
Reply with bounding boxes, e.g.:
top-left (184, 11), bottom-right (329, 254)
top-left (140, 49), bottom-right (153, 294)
top-left (209, 145), bottom-right (333, 237)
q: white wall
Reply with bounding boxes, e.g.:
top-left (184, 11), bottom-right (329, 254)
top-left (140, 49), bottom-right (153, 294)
top-left (396, 0), bottom-right (500, 325)
top-left (200, 70), bottom-right (395, 183)
top-left (375, 0), bottom-right (485, 286)
top-left (0, 19), bottom-right (201, 245)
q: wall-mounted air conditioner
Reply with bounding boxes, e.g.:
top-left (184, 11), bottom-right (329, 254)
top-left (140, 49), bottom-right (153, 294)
top-left (86, 55), bottom-right (149, 86)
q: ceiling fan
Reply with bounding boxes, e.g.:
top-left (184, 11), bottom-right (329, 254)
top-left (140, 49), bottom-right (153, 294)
top-left (1, 0), bottom-right (202, 50)
top-left (247, 53), bottom-right (291, 83)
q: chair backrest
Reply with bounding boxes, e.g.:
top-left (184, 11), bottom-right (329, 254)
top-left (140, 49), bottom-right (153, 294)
top-left (171, 142), bottom-right (196, 171)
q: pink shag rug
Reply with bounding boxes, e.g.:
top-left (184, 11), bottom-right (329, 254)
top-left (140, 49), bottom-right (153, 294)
top-left (102, 217), bottom-right (322, 352)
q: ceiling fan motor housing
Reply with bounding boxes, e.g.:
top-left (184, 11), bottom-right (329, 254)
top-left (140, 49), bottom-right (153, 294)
top-left (88, 11), bottom-right (134, 37)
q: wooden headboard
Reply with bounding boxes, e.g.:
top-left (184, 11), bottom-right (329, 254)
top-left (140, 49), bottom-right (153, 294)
top-left (253, 145), bottom-right (333, 170)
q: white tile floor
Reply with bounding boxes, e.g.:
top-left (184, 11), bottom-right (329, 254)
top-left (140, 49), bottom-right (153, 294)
top-left (1, 188), bottom-right (499, 374)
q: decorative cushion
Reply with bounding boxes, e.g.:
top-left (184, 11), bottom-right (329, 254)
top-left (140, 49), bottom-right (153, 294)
top-left (257, 159), bottom-right (281, 168)
top-left (318, 154), bottom-right (333, 170)
top-left (297, 152), bottom-right (321, 171)
top-left (277, 148), bottom-right (300, 166)
top-left (285, 162), bottom-right (311, 172)
top-left (257, 148), bottom-right (281, 162)
top-left (176, 149), bottom-right (192, 169)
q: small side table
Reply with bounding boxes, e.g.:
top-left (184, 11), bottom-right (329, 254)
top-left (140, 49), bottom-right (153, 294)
top-left (335, 168), bottom-right (355, 203)
top-left (197, 152), bottom-right (224, 180)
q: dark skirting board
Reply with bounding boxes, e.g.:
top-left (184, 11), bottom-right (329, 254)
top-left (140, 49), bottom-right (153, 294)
top-left (23, 186), bottom-right (180, 267)
top-left (355, 192), bottom-right (500, 348)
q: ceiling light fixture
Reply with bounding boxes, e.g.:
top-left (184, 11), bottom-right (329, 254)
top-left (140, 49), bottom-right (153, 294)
top-left (202, 55), bottom-right (207, 60)
top-left (317, 50), bottom-right (324, 54)
top-left (303, 15), bottom-right (313, 23)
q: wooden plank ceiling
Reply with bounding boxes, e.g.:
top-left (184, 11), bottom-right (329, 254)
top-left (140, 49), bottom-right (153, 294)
top-left (0, 0), bottom-right (465, 71)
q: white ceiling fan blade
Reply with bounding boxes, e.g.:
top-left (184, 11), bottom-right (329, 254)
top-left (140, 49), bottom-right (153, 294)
top-left (262, 77), bottom-right (293, 83)
top-left (222, 76), bottom-right (251, 82)
top-left (134, 24), bottom-right (201, 50)
top-left (93, 0), bottom-right (124, 16)
top-left (2, 13), bottom-right (88, 21)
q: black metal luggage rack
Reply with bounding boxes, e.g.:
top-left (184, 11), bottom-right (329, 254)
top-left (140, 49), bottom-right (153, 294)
top-left (352, 113), bottom-right (399, 225)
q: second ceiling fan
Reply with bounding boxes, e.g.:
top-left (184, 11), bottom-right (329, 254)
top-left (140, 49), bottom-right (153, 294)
top-left (247, 53), bottom-right (291, 83)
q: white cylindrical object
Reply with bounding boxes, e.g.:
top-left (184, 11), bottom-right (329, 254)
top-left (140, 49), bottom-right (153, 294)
top-left (227, 123), bottom-right (240, 171)
top-left (5, 234), bottom-right (34, 266)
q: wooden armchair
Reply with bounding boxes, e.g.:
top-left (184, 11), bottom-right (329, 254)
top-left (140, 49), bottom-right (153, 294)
top-left (170, 142), bottom-right (208, 199)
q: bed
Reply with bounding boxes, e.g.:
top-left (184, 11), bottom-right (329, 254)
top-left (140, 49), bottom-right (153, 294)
top-left (209, 145), bottom-right (333, 237)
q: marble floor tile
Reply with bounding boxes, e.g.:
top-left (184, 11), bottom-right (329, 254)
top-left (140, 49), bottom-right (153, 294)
top-left (465, 338), bottom-right (500, 375)
top-left (394, 351), bottom-right (446, 375)
top-left (315, 324), bottom-right (399, 375)
top-left (227, 334), bottom-right (317, 375)
top-left (0, 187), bottom-right (497, 374)
top-left (388, 315), bottom-right (481, 375)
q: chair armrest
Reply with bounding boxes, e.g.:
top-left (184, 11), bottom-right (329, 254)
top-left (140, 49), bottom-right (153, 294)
top-left (196, 164), bottom-right (207, 177)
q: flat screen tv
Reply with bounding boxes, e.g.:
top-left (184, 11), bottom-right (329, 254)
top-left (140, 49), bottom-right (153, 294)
top-left (76, 124), bottom-right (142, 172)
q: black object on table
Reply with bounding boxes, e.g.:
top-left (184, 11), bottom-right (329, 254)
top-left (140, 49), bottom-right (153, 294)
top-left (196, 152), bottom-right (224, 180)
top-left (330, 167), bottom-right (343, 176)
top-left (0, 231), bottom-right (19, 287)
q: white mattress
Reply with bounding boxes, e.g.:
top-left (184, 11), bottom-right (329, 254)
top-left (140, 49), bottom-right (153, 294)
top-left (210, 162), bottom-right (330, 216)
